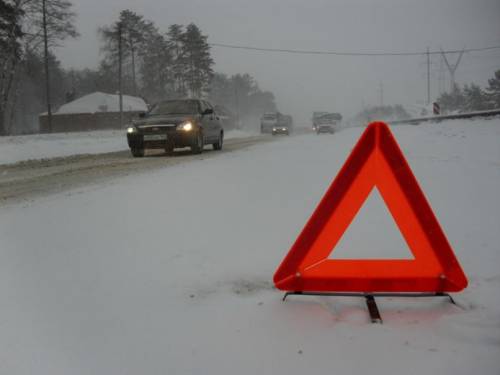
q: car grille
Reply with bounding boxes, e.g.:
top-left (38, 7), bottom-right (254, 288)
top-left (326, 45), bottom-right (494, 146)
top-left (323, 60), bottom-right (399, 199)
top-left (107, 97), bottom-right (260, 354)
top-left (139, 125), bottom-right (176, 134)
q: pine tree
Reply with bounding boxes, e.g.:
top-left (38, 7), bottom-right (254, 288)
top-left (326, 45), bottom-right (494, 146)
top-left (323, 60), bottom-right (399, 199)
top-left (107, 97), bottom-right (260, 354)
top-left (99, 10), bottom-right (156, 96)
top-left (182, 23), bottom-right (213, 98)
top-left (485, 69), bottom-right (500, 108)
top-left (463, 83), bottom-right (488, 111)
top-left (167, 24), bottom-right (187, 98)
top-left (0, 0), bottom-right (23, 56)
top-left (437, 84), bottom-right (466, 113)
top-left (139, 32), bottom-right (173, 103)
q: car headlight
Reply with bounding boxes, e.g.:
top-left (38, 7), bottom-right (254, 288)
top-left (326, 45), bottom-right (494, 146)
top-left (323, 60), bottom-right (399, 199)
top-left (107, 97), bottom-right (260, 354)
top-left (177, 121), bottom-right (193, 131)
top-left (127, 126), bottom-right (137, 134)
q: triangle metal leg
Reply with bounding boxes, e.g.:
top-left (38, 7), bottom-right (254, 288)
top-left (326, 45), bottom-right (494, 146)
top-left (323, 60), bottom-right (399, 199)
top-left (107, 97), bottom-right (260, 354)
top-left (365, 295), bottom-right (382, 323)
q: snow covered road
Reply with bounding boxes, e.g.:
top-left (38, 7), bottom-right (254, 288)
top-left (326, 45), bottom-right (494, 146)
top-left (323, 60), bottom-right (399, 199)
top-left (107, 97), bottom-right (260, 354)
top-left (0, 128), bottom-right (256, 165)
top-left (0, 118), bottom-right (499, 374)
top-left (0, 135), bottom-right (273, 204)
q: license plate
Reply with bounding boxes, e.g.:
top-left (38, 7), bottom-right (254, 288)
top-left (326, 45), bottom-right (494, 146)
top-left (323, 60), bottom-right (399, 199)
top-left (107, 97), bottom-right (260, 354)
top-left (144, 134), bottom-right (167, 141)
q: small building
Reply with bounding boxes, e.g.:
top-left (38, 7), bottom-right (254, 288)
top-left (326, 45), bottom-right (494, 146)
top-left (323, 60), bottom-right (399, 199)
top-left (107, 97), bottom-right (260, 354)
top-left (39, 92), bottom-right (148, 133)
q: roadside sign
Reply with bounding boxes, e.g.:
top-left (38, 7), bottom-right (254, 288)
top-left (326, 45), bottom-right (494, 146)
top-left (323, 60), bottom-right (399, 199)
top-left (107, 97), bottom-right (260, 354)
top-left (433, 102), bottom-right (441, 115)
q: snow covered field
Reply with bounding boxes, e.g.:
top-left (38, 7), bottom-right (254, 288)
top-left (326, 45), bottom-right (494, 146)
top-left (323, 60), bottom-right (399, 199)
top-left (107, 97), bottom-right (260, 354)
top-left (0, 128), bottom-right (257, 165)
top-left (0, 118), bottom-right (499, 374)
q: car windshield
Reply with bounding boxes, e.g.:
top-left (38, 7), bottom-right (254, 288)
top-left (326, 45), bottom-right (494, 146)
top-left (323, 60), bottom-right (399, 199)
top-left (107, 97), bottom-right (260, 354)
top-left (263, 114), bottom-right (276, 119)
top-left (149, 100), bottom-right (199, 115)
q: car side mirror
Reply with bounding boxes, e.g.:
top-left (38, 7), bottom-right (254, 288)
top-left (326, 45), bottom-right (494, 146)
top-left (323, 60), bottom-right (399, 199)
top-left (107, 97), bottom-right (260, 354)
top-left (138, 112), bottom-right (147, 118)
top-left (202, 108), bottom-right (214, 116)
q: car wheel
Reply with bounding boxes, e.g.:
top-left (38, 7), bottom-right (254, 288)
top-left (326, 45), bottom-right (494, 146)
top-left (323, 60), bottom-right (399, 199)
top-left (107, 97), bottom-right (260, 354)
top-left (191, 131), bottom-right (204, 154)
top-left (213, 132), bottom-right (223, 150)
top-left (131, 148), bottom-right (144, 157)
top-left (165, 142), bottom-right (174, 156)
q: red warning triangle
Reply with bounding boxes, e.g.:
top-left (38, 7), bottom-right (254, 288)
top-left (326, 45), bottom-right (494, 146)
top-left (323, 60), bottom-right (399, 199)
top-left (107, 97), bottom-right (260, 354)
top-left (274, 121), bottom-right (467, 293)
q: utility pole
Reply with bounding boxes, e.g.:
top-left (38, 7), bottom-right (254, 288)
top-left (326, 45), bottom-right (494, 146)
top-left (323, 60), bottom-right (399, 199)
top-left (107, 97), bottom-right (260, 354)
top-left (234, 85), bottom-right (240, 128)
top-left (118, 21), bottom-right (123, 128)
top-left (441, 48), bottom-right (465, 91)
top-left (426, 47), bottom-right (431, 105)
top-left (379, 82), bottom-right (384, 106)
top-left (42, 0), bottom-right (52, 132)
top-left (130, 36), bottom-right (137, 96)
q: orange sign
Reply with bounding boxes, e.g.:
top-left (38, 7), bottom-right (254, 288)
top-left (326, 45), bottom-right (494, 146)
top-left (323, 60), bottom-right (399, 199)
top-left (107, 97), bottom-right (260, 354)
top-left (274, 122), bottom-right (467, 293)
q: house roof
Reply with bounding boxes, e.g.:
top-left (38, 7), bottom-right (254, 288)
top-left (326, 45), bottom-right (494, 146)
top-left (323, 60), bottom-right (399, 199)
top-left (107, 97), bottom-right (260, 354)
top-left (56, 92), bottom-right (148, 114)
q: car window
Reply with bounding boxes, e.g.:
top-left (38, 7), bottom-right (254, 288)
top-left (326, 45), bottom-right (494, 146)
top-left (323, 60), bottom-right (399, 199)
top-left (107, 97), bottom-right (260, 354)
top-left (199, 101), bottom-right (208, 113)
top-left (149, 100), bottom-right (199, 115)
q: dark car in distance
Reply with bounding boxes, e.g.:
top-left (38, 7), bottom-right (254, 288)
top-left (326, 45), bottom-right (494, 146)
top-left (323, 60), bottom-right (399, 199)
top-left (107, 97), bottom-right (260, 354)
top-left (126, 99), bottom-right (224, 157)
top-left (272, 125), bottom-right (289, 135)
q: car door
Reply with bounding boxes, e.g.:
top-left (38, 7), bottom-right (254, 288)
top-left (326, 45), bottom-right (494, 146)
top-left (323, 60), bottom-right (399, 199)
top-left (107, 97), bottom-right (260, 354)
top-left (211, 104), bottom-right (222, 135)
top-left (202, 101), bottom-right (218, 142)
top-left (198, 101), bottom-right (212, 141)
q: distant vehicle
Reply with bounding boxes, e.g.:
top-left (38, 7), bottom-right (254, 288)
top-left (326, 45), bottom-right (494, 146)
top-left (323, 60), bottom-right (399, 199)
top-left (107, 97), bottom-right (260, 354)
top-left (272, 114), bottom-right (293, 135)
top-left (312, 111), bottom-right (329, 131)
top-left (126, 99), bottom-right (224, 157)
top-left (315, 112), bottom-right (342, 134)
top-left (261, 112), bottom-right (280, 133)
top-left (272, 125), bottom-right (289, 135)
top-left (261, 112), bottom-right (293, 134)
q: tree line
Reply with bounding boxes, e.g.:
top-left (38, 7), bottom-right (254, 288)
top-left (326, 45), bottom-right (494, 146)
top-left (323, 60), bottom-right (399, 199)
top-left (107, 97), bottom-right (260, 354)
top-left (209, 73), bottom-right (277, 126)
top-left (0, 2), bottom-right (277, 135)
top-left (354, 104), bottom-right (411, 124)
top-left (436, 69), bottom-right (500, 113)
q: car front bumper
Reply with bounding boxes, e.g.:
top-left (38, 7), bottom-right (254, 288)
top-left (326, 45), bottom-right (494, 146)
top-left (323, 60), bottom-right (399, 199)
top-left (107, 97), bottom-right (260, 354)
top-left (317, 126), bottom-right (334, 133)
top-left (272, 128), bottom-right (289, 134)
top-left (127, 130), bottom-right (198, 149)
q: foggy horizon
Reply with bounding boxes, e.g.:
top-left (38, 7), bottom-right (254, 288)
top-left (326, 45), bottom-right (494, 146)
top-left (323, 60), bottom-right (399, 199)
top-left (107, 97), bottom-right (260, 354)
top-left (54, 0), bottom-right (500, 123)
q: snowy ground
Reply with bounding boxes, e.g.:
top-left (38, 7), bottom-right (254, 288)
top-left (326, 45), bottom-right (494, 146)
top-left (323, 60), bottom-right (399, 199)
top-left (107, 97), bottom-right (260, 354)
top-left (0, 118), bottom-right (499, 374)
top-left (0, 128), bottom-right (257, 165)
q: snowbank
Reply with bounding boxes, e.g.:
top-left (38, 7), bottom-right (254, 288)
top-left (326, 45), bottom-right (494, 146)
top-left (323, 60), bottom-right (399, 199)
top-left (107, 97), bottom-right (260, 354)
top-left (0, 130), bottom-right (128, 164)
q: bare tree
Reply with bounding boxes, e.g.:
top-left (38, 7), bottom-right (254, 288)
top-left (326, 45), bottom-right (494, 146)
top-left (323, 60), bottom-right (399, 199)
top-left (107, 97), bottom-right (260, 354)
top-left (1, 0), bottom-right (78, 134)
top-left (25, 0), bottom-right (78, 132)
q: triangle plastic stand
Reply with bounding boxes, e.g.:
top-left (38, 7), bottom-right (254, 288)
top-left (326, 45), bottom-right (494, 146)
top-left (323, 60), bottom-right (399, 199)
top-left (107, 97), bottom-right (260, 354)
top-left (274, 121), bottom-right (468, 295)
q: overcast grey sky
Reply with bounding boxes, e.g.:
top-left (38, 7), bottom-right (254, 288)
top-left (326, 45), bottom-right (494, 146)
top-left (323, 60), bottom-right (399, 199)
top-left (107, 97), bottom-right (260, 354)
top-left (55, 0), bottom-right (500, 123)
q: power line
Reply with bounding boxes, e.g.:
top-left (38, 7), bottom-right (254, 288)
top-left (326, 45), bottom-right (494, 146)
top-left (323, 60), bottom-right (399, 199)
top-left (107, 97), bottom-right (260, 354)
top-left (210, 42), bottom-right (500, 57)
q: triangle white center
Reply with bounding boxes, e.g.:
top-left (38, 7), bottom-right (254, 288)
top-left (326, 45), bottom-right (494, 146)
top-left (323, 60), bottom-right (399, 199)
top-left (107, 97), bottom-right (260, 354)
top-left (329, 187), bottom-right (414, 259)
